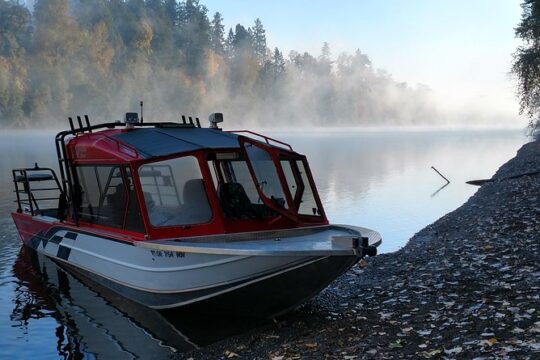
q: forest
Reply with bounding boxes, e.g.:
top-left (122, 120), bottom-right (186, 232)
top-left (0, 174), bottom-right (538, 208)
top-left (0, 0), bottom-right (439, 127)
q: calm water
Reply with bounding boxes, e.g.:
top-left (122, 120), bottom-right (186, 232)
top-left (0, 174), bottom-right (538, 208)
top-left (0, 129), bottom-right (527, 358)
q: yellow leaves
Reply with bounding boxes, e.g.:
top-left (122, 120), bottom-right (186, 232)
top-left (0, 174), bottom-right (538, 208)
top-left (224, 349), bottom-right (239, 358)
top-left (485, 337), bottom-right (498, 346)
top-left (358, 259), bottom-right (368, 268)
top-left (0, 57), bottom-right (11, 70)
top-left (483, 244), bottom-right (494, 251)
top-left (88, 22), bottom-right (115, 74)
top-left (425, 349), bottom-right (442, 357)
top-left (420, 348), bottom-right (446, 358)
top-left (134, 21), bottom-right (154, 55)
top-left (206, 50), bottom-right (225, 78)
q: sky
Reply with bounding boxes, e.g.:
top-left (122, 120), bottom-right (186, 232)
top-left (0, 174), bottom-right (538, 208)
top-left (203, 0), bottom-right (525, 126)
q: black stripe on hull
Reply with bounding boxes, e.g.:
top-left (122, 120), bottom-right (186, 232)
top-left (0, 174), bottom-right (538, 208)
top-left (170, 255), bottom-right (359, 318)
top-left (53, 254), bottom-right (359, 318)
top-left (25, 226), bottom-right (135, 247)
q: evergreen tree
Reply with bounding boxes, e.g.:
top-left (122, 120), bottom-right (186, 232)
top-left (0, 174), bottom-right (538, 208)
top-left (513, 0), bottom-right (540, 130)
top-left (252, 18), bottom-right (267, 64)
top-left (272, 47), bottom-right (285, 76)
top-left (210, 12), bottom-right (225, 55)
top-left (177, 0), bottom-right (211, 77)
top-left (318, 41), bottom-right (332, 75)
top-left (225, 28), bottom-right (235, 60)
top-left (164, 0), bottom-right (178, 26)
top-left (232, 24), bottom-right (253, 54)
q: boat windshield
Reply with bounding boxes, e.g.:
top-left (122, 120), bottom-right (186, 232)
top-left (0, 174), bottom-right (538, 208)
top-left (208, 142), bottom-right (323, 221)
top-left (207, 152), bottom-right (279, 220)
top-left (242, 141), bottom-right (322, 217)
top-left (244, 143), bottom-right (288, 209)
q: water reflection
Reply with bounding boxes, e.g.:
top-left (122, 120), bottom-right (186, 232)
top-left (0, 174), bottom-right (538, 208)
top-left (430, 182), bottom-right (450, 197)
top-left (11, 247), bottom-right (193, 358)
top-left (9, 248), bottom-right (271, 359)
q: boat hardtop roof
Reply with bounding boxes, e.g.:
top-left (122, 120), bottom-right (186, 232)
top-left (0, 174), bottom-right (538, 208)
top-left (64, 118), bottom-right (295, 163)
top-left (112, 127), bottom-right (241, 159)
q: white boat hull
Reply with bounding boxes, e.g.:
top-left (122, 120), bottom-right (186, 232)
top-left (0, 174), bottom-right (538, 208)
top-left (22, 222), bottom-right (381, 314)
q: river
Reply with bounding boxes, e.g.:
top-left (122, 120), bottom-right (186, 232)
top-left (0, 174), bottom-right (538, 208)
top-left (0, 128), bottom-right (527, 358)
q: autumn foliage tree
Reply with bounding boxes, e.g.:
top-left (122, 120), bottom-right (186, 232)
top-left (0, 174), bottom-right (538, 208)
top-left (0, 0), bottom-right (437, 127)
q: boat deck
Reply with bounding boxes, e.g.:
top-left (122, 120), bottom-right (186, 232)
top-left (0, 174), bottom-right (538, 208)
top-left (136, 225), bottom-right (381, 256)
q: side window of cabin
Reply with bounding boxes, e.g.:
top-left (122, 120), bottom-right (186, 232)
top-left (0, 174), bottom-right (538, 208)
top-left (75, 166), bottom-right (144, 232)
top-left (295, 160), bottom-right (321, 216)
top-left (138, 156), bottom-right (212, 227)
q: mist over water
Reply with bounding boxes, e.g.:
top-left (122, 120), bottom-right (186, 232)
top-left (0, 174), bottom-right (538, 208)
top-left (0, 128), bottom-right (527, 253)
top-left (271, 129), bottom-right (527, 252)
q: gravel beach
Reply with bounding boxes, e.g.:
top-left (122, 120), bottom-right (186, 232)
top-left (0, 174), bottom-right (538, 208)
top-left (180, 139), bottom-right (540, 360)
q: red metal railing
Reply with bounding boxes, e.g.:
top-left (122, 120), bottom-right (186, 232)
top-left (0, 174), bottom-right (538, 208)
top-left (228, 130), bottom-right (293, 151)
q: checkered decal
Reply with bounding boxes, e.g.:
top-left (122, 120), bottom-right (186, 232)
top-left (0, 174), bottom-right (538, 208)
top-left (27, 230), bottom-right (78, 261)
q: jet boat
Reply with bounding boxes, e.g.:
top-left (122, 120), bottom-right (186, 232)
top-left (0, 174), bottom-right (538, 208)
top-left (11, 111), bottom-right (381, 316)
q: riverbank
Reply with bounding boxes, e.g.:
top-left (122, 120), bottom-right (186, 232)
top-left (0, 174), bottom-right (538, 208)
top-left (180, 138), bottom-right (539, 359)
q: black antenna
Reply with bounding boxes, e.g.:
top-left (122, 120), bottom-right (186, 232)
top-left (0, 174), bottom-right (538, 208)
top-left (76, 116), bottom-right (83, 130)
top-left (84, 115), bottom-right (92, 132)
top-left (140, 101), bottom-right (144, 123)
top-left (68, 117), bottom-right (75, 132)
top-left (195, 117), bottom-right (201, 127)
top-left (182, 115), bottom-right (186, 124)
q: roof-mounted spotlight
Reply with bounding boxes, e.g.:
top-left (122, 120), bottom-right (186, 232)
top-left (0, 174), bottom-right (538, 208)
top-left (208, 113), bottom-right (223, 130)
top-left (125, 112), bottom-right (139, 130)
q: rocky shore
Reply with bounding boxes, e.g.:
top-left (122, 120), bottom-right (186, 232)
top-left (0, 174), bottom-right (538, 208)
top-left (181, 139), bottom-right (540, 359)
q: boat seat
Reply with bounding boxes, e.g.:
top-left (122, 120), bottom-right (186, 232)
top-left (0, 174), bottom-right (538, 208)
top-left (107, 184), bottom-right (127, 226)
top-left (182, 179), bottom-right (212, 223)
top-left (218, 182), bottom-right (257, 219)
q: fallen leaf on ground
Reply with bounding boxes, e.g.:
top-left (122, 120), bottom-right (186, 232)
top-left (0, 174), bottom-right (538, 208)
top-left (224, 350), bottom-right (239, 358)
top-left (358, 259), bottom-right (368, 268)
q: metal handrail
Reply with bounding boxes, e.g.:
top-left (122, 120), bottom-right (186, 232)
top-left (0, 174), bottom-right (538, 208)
top-left (228, 130), bottom-right (293, 151)
top-left (12, 166), bottom-right (63, 216)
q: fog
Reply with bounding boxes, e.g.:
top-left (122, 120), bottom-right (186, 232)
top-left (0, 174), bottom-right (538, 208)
top-left (0, 1), bottom-right (521, 129)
